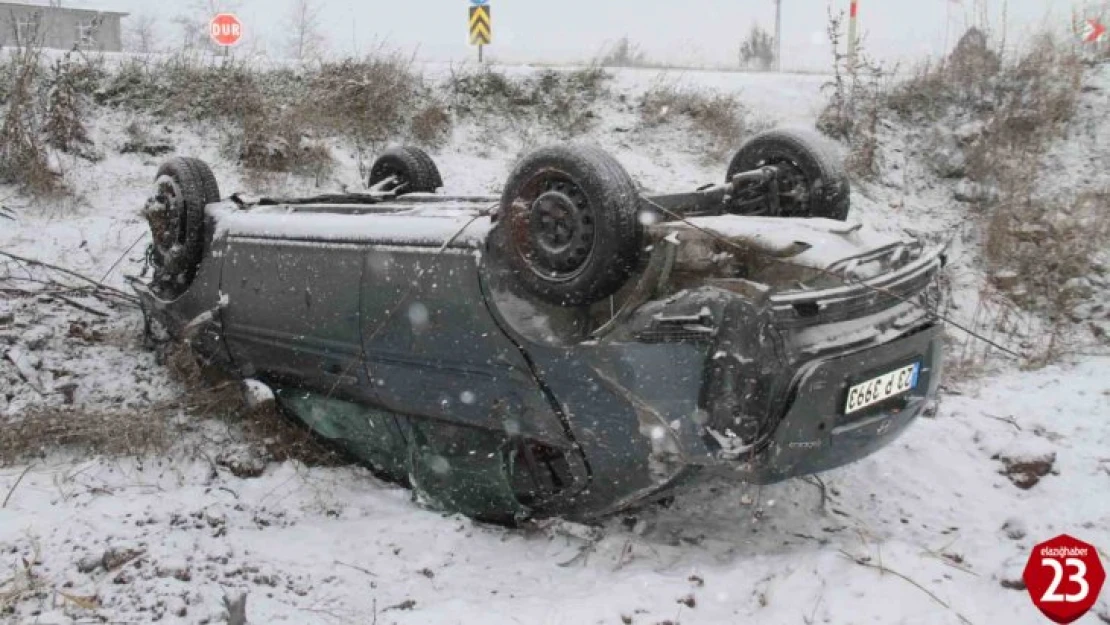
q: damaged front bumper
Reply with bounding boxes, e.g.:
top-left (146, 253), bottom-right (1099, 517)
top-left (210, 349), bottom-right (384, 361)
top-left (740, 322), bottom-right (942, 483)
top-left (561, 242), bottom-right (946, 514)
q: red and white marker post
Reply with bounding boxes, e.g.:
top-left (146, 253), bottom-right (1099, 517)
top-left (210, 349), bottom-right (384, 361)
top-left (846, 0), bottom-right (859, 74)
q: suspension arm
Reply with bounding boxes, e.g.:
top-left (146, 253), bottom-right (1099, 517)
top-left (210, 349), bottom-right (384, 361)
top-left (640, 166), bottom-right (780, 218)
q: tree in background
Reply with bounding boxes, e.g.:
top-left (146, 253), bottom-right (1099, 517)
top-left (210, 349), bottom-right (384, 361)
top-left (124, 13), bottom-right (160, 54)
top-left (598, 36), bottom-right (647, 67)
top-left (285, 0), bottom-right (325, 62)
top-left (739, 23), bottom-right (776, 71)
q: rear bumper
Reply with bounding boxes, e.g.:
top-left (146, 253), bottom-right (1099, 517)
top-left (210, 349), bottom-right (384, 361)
top-left (749, 323), bottom-right (943, 483)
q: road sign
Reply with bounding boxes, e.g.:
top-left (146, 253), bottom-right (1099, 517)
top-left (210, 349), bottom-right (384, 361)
top-left (469, 5), bottom-right (491, 46)
top-left (1083, 18), bottom-right (1106, 44)
top-left (209, 13), bottom-right (243, 47)
top-left (1022, 534), bottom-right (1105, 624)
top-left (470, 0), bottom-right (488, 5)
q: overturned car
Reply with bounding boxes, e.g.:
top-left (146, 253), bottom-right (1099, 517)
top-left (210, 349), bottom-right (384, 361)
top-left (135, 128), bottom-right (944, 523)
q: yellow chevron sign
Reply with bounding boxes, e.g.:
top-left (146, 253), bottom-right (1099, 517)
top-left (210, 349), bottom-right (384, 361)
top-left (469, 5), bottom-right (491, 46)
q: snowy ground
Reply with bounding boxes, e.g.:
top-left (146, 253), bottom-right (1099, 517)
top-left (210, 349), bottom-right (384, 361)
top-left (2, 64), bottom-right (1109, 625)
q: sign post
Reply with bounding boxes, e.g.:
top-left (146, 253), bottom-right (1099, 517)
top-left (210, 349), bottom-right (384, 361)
top-left (469, 0), bottom-right (491, 63)
top-left (209, 12), bottom-right (243, 56)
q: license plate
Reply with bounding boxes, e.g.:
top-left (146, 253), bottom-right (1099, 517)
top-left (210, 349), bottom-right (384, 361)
top-left (844, 362), bottom-right (920, 415)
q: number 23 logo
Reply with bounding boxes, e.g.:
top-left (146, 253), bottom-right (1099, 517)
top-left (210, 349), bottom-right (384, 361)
top-left (1041, 558), bottom-right (1089, 603)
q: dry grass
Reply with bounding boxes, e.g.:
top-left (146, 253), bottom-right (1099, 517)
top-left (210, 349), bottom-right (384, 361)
top-left (408, 101), bottom-right (453, 148)
top-left (1, 341), bottom-right (344, 468)
top-left (957, 35), bottom-right (1091, 324)
top-left (984, 190), bottom-right (1109, 318)
top-left (0, 547), bottom-right (48, 618)
top-left (943, 287), bottom-right (1037, 379)
top-left (640, 82), bottom-right (752, 160)
top-left (96, 54), bottom-right (277, 123)
top-left (231, 114), bottom-right (336, 183)
top-left (446, 65), bottom-right (609, 137)
top-left (307, 55), bottom-right (425, 173)
top-left (6, 46), bottom-right (619, 191)
top-left (885, 28), bottom-right (1000, 122)
top-left (815, 9), bottom-right (890, 178)
top-left (42, 50), bottom-right (99, 159)
top-left (0, 343), bottom-right (226, 466)
top-left (91, 52), bottom-right (432, 180)
top-left (827, 20), bottom-right (1095, 306)
top-left (965, 36), bottom-right (1084, 184)
top-left (817, 18), bottom-right (1101, 365)
top-left (0, 406), bottom-right (171, 465)
top-left (163, 342), bottom-right (345, 468)
top-left (0, 40), bottom-right (63, 197)
top-left (879, 32), bottom-right (1082, 183)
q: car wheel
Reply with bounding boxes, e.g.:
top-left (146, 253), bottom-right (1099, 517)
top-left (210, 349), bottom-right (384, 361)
top-left (368, 146), bottom-right (443, 194)
top-left (496, 144), bottom-right (643, 307)
top-left (726, 128), bottom-right (851, 220)
top-left (144, 157), bottom-right (220, 298)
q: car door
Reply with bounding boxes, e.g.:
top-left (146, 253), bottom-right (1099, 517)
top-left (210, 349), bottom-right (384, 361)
top-left (360, 240), bottom-right (570, 447)
top-left (221, 237), bottom-right (371, 400)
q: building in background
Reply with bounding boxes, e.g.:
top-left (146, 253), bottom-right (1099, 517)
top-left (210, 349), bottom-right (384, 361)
top-left (0, 1), bottom-right (127, 51)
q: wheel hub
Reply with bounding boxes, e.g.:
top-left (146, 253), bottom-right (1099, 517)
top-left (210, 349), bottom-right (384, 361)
top-left (527, 188), bottom-right (595, 277)
top-left (762, 159), bottom-right (809, 216)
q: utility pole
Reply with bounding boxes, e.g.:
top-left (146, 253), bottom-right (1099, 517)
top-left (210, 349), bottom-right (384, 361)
top-left (774, 0), bottom-right (782, 72)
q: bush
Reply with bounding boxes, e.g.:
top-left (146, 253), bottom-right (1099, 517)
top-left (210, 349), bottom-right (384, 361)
top-left (817, 17), bottom-right (1097, 353)
top-left (966, 35), bottom-right (1083, 184)
top-left (409, 101), bottom-right (452, 148)
top-left (884, 30), bottom-right (1070, 129)
top-left (446, 65), bottom-right (609, 136)
top-left (93, 53), bottom-right (427, 181)
top-left (235, 124), bottom-right (334, 180)
top-left (43, 50), bottom-right (98, 158)
top-left (815, 9), bottom-right (888, 178)
top-left (985, 190), bottom-right (1109, 319)
top-left (641, 83), bottom-right (751, 160)
top-left (308, 56), bottom-right (424, 158)
top-left (0, 41), bottom-right (61, 196)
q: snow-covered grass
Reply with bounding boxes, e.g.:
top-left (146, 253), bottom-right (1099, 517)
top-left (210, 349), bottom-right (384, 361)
top-left (2, 60), bottom-right (1109, 624)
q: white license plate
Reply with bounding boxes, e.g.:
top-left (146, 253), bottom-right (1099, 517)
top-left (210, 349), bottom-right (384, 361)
top-left (844, 362), bottom-right (920, 415)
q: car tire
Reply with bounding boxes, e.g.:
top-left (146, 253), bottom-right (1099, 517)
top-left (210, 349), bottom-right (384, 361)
top-left (496, 144), bottom-right (642, 307)
top-left (181, 156), bottom-right (221, 207)
top-left (368, 146), bottom-right (443, 194)
top-left (145, 157), bottom-right (220, 297)
top-left (726, 127), bottom-right (851, 220)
